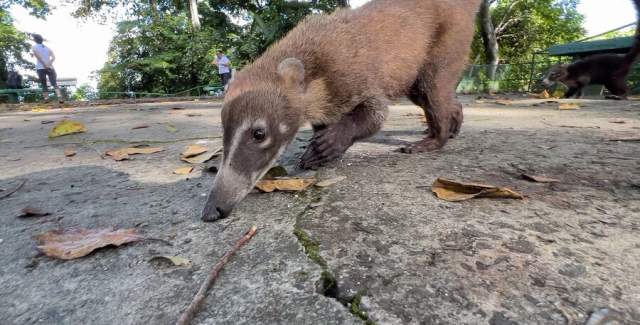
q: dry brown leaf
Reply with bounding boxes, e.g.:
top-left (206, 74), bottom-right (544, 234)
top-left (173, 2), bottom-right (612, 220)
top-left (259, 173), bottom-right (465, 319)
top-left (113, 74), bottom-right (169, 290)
top-left (494, 100), bottom-right (513, 106)
top-left (35, 227), bottom-right (142, 260)
top-left (64, 147), bottom-right (76, 157)
top-left (105, 147), bottom-right (164, 161)
top-left (132, 124), bottom-right (150, 129)
top-left (432, 178), bottom-right (524, 202)
top-left (174, 166), bottom-right (193, 175)
top-left (18, 206), bottom-right (49, 218)
top-left (539, 90), bottom-right (551, 99)
top-left (181, 145), bottom-right (208, 158)
top-left (315, 176), bottom-right (347, 188)
top-left (522, 174), bottom-right (559, 183)
top-left (255, 177), bottom-right (317, 193)
top-left (181, 147), bottom-right (222, 164)
top-left (559, 103), bottom-right (580, 110)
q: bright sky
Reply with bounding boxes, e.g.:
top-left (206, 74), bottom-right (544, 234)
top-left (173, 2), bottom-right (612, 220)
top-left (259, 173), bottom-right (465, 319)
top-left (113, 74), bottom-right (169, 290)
top-left (10, 0), bottom-right (637, 87)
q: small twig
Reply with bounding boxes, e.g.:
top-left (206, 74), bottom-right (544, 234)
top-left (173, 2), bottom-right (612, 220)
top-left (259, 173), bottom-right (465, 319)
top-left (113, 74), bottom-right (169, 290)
top-left (0, 179), bottom-right (26, 200)
top-left (176, 226), bottom-right (258, 325)
top-left (608, 138), bottom-right (640, 142)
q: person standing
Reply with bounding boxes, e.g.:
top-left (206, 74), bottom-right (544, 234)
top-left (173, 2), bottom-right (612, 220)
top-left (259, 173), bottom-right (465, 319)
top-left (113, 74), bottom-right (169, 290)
top-left (31, 34), bottom-right (63, 103)
top-left (213, 50), bottom-right (232, 89)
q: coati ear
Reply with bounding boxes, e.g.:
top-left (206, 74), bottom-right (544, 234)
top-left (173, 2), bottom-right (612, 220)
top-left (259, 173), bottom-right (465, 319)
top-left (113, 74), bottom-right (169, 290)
top-left (278, 58), bottom-right (305, 92)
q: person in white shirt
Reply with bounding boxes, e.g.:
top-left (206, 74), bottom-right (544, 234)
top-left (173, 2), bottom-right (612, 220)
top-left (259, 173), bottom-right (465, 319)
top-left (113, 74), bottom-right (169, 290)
top-left (31, 34), bottom-right (63, 103)
top-left (213, 50), bottom-right (232, 88)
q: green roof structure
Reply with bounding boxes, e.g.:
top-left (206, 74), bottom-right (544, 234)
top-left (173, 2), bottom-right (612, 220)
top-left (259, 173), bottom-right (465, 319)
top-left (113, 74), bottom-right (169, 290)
top-left (547, 36), bottom-right (634, 57)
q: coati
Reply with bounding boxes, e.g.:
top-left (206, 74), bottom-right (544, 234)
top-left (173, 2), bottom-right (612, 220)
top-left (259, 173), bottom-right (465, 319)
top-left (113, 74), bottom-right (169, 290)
top-left (543, 0), bottom-right (640, 99)
top-left (202, 0), bottom-right (482, 221)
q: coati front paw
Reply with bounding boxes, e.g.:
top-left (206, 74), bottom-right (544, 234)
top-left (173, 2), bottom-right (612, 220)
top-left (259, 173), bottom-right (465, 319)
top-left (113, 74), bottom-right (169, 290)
top-left (400, 137), bottom-right (447, 154)
top-left (299, 125), bottom-right (353, 169)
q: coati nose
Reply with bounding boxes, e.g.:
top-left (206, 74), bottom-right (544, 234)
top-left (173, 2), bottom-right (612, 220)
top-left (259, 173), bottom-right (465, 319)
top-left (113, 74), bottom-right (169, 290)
top-left (201, 204), bottom-right (230, 222)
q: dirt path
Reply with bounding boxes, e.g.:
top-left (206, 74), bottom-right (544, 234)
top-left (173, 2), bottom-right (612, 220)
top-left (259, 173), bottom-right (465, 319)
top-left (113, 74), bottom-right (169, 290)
top-left (0, 96), bottom-right (638, 324)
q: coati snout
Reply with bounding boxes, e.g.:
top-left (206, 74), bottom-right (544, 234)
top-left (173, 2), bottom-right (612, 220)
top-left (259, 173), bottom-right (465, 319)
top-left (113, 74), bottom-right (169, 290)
top-left (542, 65), bottom-right (569, 87)
top-left (202, 60), bottom-right (304, 221)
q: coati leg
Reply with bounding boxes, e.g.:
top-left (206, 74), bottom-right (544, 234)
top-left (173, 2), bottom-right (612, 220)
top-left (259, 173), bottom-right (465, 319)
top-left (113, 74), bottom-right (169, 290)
top-left (299, 97), bottom-right (388, 169)
top-left (401, 62), bottom-right (464, 153)
top-left (564, 86), bottom-right (584, 99)
top-left (604, 79), bottom-right (629, 100)
top-left (408, 73), bottom-right (462, 139)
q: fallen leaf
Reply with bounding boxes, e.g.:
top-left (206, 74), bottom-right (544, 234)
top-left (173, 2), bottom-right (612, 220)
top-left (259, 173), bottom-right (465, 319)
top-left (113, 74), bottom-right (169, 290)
top-left (522, 174), bottom-right (559, 183)
top-left (181, 145), bottom-right (208, 158)
top-left (40, 120), bottom-right (55, 124)
top-left (64, 147), bottom-right (77, 157)
top-left (173, 166), bottom-right (193, 175)
top-left (255, 177), bottom-right (317, 193)
top-left (31, 105), bottom-right (49, 112)
top-left (494, 100), bottom-right (513, 106)
top-left (34, 227), bottom-right (142, 260)
top-left (150, 255), bottom-right (191, 267)
top-left (539, 90), bottom-right (551, 99)
top-left (165, 123), bottom-right (178, 133)
top-left (171, 107), bottom-right (186, 110)
top-left (431, 178), bottom-right (524, 202)
top-left (48, 120), bottom-right (88, 138)
top-left (181, 147), bottom-right (222, 164)
top-left (315, 176), bottom-right (347, 187)
top-left (132, 124), bottom-right (150, 130)
top-left (105, 147), bottom-right (164, 161)
top-left (18, 207), bottom-right (49, 218)
top-left (558, 103), bottom-right (580, 110)
top-left (264, 166), bottom-right (288, 179)
top-left (609, 119), bottom-right (626, 124)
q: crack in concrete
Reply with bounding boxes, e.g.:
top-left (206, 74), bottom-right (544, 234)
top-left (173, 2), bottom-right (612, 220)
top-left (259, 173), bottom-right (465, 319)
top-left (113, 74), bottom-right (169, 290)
top-left (293, 190), bottom-right (377, 325)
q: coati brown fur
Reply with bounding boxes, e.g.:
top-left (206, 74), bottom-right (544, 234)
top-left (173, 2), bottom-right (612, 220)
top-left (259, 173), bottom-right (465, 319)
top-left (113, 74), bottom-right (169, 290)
top-left (544, 0), bottom-right (640, 99)
top-left (202, 0), bottom-right (482, 221)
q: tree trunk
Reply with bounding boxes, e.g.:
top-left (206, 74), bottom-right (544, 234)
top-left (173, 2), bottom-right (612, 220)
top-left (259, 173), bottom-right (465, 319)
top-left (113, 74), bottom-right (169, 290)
top-left (336, 0), bottom-right (349, 7)
top-left (478, 0), bottom-right (499, 81)
top-left (149, 0), bottom-right (159, 23)
top-left (188, 0), bottom-right (201, 31)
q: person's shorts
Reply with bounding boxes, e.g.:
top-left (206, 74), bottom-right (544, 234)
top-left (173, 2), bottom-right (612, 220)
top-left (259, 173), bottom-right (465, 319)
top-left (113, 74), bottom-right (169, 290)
top-left (220, 72), bottom-right (232, 86)
top-left (36, 68), bottom-right (58, 91)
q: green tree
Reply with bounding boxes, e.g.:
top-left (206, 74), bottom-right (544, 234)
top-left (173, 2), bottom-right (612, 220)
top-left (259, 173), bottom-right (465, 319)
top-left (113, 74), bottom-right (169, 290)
top-left (471, 0), bottom-right (585, 92)
top-left (474, 0), bottom-right (585, 64)
top-left (96, 0), bottom-right (346, 94)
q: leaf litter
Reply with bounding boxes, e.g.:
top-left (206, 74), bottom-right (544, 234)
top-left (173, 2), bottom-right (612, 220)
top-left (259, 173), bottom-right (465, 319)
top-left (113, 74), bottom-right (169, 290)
top-left (431, 178), bottom-right (524, 202)
top-left (35, 227), bottom-right (142, 260)
top-left (105, 146), bottom-right (164, 161)
top-left (49, 120), bottom-right (88, 138)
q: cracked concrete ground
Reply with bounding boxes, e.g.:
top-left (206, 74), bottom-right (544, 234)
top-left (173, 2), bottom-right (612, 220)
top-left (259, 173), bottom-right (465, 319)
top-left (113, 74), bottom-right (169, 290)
top-left (0, 96), bottom-right (639, 325)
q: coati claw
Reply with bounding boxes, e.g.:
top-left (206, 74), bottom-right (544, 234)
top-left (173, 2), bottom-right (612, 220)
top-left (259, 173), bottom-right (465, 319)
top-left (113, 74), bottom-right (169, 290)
top-left (299, 124), bottom-right (354, 169)
top-left (400, 138), bottom-right (446, 154)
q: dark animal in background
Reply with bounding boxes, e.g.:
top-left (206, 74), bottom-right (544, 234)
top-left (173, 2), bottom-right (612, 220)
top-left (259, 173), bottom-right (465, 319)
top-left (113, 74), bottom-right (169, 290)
top-left (543, 0), bottom-right (640, 99)
top-left (201, 0), bottom-right (482, 221)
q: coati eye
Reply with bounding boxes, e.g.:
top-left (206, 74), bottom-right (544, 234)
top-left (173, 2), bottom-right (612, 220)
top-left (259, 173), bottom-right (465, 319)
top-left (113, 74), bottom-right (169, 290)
top-left (253, 128), bottom-right (266, 142)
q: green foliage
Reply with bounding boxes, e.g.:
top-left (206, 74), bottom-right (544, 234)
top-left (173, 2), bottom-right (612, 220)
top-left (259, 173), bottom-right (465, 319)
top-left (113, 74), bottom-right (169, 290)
top-left (470, 0), bottom-right (585, 92)
top-left (472, 0), bottom-right (586, 63)
top-left (96, 0), bottom-right (344, 94)
top-left (72, 84), bottom-right (96, 101)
